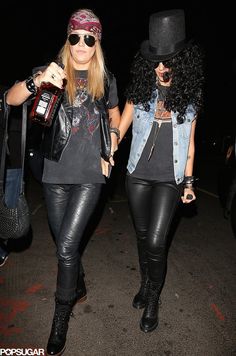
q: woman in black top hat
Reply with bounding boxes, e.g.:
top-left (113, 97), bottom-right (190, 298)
top-left (119, 9), bottom-right (204, 333)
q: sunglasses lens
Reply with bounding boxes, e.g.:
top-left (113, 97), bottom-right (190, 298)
top-left (68, 34), bottom-right (96, 47)
top-left (162, 61), bottom-right (168, 67)
top-left (84, 35), bottom-right (96, 47)
top-left (155, 60), bottom-right (172, 69)
top-left (68, 34), bottom-right (79, 46)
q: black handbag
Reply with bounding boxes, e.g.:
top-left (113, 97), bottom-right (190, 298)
top-left (0, 101), bottom-right (30, 240)
top-left (100, 109), bottom-right (111, 162)
top-left (97, 77), bottom-right (111, 162)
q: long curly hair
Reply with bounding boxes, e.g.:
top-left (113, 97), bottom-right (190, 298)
top-left (125, 42), bottom-right (205, 123)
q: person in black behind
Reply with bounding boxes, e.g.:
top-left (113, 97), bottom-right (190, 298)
top-left (0, 86), bottom-right (22, 266)
top-left (6, 8), bottom-right (120, 355)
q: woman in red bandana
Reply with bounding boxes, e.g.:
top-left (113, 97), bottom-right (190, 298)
top-left (7, 8), bottom-right (120, 355)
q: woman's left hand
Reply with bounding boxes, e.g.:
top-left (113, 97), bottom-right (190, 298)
top-left (181, 187), bottom-right (196, 204)
top-left (101, 158), bottom-right (112, 178)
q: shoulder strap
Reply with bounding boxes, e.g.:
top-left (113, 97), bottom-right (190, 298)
top-left (20, 102), bottom-right (28, 192)
top-left (0, 102), bottom-right (9, 193)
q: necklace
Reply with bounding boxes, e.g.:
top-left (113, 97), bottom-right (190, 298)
top-left (147, 99), bottom-right (171, 161)
top-left (147, 83), bottom-right (171, 160)
top-left (147, 106), bottom-right (163, 161)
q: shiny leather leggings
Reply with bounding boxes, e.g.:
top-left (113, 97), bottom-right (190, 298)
top-left (43, 183), bottom-right (102, 301)
top-left (126, 175), bottom-right (182, 287)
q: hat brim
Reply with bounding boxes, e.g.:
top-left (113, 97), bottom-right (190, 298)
top-left (140, 40), bottom-right (189, 62)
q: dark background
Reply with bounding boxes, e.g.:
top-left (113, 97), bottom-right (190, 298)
top-left (0, 1), bottom-right (235, 147)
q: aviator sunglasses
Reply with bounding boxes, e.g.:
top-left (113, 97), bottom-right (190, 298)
top-left (154, 60), bottom-right (171, 68)
top-left (68, 33), bottom-right (96, 47)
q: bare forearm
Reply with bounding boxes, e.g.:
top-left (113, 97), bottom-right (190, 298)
top-left (109, 106), bottom-right (120, 129)
top-left (184, 146), bottom-right (195, 176)
top-left (108, 106), bottom-right (121, 155)
top-left (6, 80), bottom-right (32, 106)
top-left (7, 62), bottom-right (66, 106)
top-left (182, 120), bottom-right (196, 203)
top-left (184, 119), bottom-right (196, 176)
top-left (118, 101), bottom-right (134, 143)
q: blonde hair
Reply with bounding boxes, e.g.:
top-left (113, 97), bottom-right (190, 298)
top-left (58, 39), bottom-right (107, 105)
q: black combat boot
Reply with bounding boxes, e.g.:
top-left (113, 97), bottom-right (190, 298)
top-left (46, 298), bottom-right (74, 356)
top-left (140, 281), bottom-right (161, 333)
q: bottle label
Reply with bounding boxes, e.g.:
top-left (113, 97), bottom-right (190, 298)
top-left (35, 92), bottom-right (53, 116)
top-left (30, 83), bottom-right (64, 127)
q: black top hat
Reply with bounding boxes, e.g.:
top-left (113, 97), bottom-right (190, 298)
top-left (140, 9), bottom-right (188, 62)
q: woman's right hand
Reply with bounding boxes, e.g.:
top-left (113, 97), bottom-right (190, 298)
top-left (181, 187), bottom-right (196, 204)
top-left (34, 62), bottom-right (66, 89)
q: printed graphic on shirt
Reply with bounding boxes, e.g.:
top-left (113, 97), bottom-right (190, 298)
top-left (71, 77), bottom-right (99, 139)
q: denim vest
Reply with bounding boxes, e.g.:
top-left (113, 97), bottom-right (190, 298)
top-left (127, 90), bottom-right (196, 184)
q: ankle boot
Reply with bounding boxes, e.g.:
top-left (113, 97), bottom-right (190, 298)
top-left (46, 299), bottom-right (74, 356)
top-left (140, 281), bottom-right (161, 333)
top-left (132, 270), bottom-right (149, 309)
top-left (76, 272), bottom-right (87, 304)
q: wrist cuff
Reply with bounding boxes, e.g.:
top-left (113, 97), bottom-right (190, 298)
top-left (25, 76), bottom-right (37, 95)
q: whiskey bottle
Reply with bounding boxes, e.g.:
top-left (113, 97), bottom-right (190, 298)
top-left (30, 68), bottom-right (66, 127)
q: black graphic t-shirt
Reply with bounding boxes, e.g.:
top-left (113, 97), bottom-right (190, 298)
top-left (42, 70), bottom-right (118, 184)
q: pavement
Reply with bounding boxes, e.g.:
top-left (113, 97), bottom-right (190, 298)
top-left (0, 165), bottom-right (236, 356)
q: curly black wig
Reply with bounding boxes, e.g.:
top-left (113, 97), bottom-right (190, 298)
top-left (125, 42), bottom-right (205, 124)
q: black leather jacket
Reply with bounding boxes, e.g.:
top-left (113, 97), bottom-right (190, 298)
top-left (41, 102), bottom-right (72, 162)
top-left (41, 72), bottom-right (113, 162)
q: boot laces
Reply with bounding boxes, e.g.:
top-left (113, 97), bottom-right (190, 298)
top-left (52, 305), bottom-right (71, 336)
top-left (145, 285), bottom-right (160, 315)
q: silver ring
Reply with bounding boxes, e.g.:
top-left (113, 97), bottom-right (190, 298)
top-left (51, 74), bottom-right (55, 80)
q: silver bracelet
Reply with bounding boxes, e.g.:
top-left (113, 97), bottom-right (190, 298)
top-left (110, 127), bottom-right (120, 139)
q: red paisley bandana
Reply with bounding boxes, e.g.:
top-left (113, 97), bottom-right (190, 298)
top-left (67, 9), bottom-right (102, 40)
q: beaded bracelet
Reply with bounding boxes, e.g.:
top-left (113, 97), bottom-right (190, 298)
top-left (183, 176), bottom-right (198, 189)
top-left (110, 127), bottom-right (120, 140)
top-left (25, 76), bottom-right (37, 95)
top-left (184, 176), bottom-right (195, 184)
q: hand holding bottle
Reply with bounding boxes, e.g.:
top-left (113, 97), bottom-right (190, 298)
top-left (34, 62), bottom-right (67, 90)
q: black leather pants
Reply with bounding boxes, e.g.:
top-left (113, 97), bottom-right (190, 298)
top-left (125, 175), bottom-right (182, 287)
top-left (43, 183), bottom-right (102, 301)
